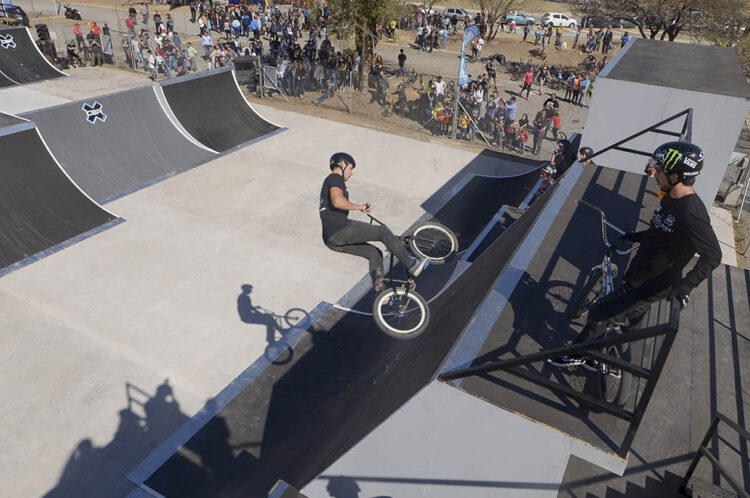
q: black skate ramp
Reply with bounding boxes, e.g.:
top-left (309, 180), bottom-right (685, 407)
top-left (23, 86), bottom-right (217, 203)
top-left (159, 68), bottom-right (280, 153)
top-left (134, 169), bottom-right (554, 497)
top-left (0, 122), bottom-right (117, 272)
top-left (0, 27), bottom-right (66, 84)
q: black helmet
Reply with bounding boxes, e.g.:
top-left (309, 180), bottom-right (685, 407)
top-left (650, 141), bottom-right (704, 181)
top-left (579, 146), bottom-right (593, 159)
top-left (557, 139), bottom-right (571, 151)
top-left (329, 152), bottom-right (356, 171)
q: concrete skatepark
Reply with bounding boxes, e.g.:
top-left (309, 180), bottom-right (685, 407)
top-left (0, 37), bottom-right (749, 498)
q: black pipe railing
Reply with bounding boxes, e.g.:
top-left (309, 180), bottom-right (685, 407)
top-left (679, 413), bottom-right (750, 497)
top-left (439, 299), bottom-right (681, 458)
top-left (586, 108), bottom-right (693, 162)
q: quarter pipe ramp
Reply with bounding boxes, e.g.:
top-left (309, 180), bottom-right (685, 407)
top-left (0, 118), bottom-right (117, 272)
top-left (159, 68), bottom-right (280, 153)
top-left (0, 26), bottom-right (66, 85)
top-left (23, 86), bottom-right (218, 203)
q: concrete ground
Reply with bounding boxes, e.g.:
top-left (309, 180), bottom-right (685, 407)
top-left (0, 70), bottom-right (517, 497)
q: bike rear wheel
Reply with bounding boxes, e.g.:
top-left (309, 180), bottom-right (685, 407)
top-left (597, 344), bottom-right (632, 407)
top-left (373, 287), bottom-right (429, 339)
top-left (408, 222), bottom-right (458, 264)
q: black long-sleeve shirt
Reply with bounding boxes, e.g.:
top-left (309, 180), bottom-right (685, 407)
top-left (624, 193), bottom-right (721, 300)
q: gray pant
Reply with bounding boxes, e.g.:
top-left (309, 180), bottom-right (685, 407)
top-left (325, 220), bottom-right (415, 284)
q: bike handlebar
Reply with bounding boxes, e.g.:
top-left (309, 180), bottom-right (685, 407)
top-left (576, 199), bottom-right (638, 255)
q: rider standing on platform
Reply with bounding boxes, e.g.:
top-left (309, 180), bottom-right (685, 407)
top-left (320, 153), bottom-right (428, 292)
top-left (549, 141), bottom-right (721, 367)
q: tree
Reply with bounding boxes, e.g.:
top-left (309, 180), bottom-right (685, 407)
top-left (691, 0), bottom-right (749, 48)
top-left (568, 0), bottom-right (701, 41)
top-left (324, 0), bottom-right (407, 78)
top-left (478, 0), bottom-right (519, 40)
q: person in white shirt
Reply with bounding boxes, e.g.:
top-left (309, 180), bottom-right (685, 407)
top-left (434, 75), bottom-right (446, 98)
top-left (476, 37), bottom-right (485, 58)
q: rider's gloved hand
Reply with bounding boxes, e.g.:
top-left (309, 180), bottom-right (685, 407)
top-left (620, 231), bottom-right (641, 243)
top-left (668, 282), bottom-right (690, 310)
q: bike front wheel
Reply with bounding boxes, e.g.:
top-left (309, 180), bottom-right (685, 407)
top-left (373, 288), bottom-right (429, 339)
top-left (408, 222), bottom-right (458, 264)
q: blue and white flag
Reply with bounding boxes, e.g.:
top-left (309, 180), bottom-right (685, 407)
top-left (458, 25), bottom-right (479, 87)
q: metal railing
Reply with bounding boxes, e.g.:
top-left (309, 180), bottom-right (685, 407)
top-left (586, 108), bottom-right (693, 162)
top-left (440, 299), bottom-right (681, 458)
top-left (679, 412), bottom-right (750, 497)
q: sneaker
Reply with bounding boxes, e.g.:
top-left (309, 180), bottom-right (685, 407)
top-left (408, 258), bottom-right (429, 278)
top-left (547, 355), bottom-right (585, 368)
top-left (581, 357), bottom-right (600, 372)
top-left (373, 276), bottom-right (384, 293)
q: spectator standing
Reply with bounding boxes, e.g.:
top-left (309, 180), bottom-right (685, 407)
top-left (531, 110), bottom-right (545, 156)
top-left (521, 67), bottom-right (534, 100)
top-left (536, 62), bottom-right (549, 95)
top-left (602, 28), bottom-right (613, 54)
top-left (523, 23), bottom-right (530, 42)
top-left (201, 32), bottom-right (213, 58)
top-left (475, 36), bottom-right (484, 59)
top-left (534, 25), bottom-right (542, 45)
top-left (509, 19), bottom-right (516, 33)
top-left (579, 74), bottom-right (591, 106)
top-left (621, 31), bottom-right (630, 48)
top-left (397, 48), bottom-right (406, 77)
top-left (504, 96), bottom-right (517, 122)
top-left (141, 3), bottom-right (149, 27)
top-left (185, 41), bottom-right (197, 71)
top-left (434, 75), bottom-right (446, 99)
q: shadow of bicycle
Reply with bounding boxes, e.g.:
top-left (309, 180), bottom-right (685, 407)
top-left (237, 283), bottom-right (309, 365)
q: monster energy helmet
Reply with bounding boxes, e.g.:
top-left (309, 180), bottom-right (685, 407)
top-left (650, 141), bottom-right (704, 182)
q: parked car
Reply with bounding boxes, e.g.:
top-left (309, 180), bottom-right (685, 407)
top-left (505, 10), bottom-right (536, 26)
top-left (542, 12), bottom-right (577, 28)
top-left (616, 17), bottom-right (637, 28)
top-left (581, 15), bottom-right (611, 28)
top-left (442, 7), bottom-right (470, 21)
top-left (0, 4), bottom-right (28, 27)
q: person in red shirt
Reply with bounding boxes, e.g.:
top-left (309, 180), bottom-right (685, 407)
top-left (521, 67), bottom-right (534, 100)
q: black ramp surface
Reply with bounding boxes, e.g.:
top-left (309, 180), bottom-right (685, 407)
top-left (0, 126), bottom-right (117, 269)
top-left (143, 178), bottom-right (556, 497)
top-left (452, 164), bottom-right (663, 455)
top-left (160, 68), bottom-right (279, 152)
top-left (430, 170), bottom-right (540, 250)
top-left (0, 69), bottom-right (16, 87)
top-left (23, 86), bottom-right (217, 203)
top-left (0, 27), bottom-right (65, 84)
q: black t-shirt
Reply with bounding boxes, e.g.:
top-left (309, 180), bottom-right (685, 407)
top-left (624, 193), bottom-right (721, 299)
top-left (319, 173), bottom-right (350, 240)
top-left (398, 53), bottom-right (406, 67)
top-left (544, 98), bottom-right (559, 109)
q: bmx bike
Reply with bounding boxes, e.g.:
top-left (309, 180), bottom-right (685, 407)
top-left (566, 199), bottom-right (639, 406)
top-left (365, 211), bottom-right (458, 340)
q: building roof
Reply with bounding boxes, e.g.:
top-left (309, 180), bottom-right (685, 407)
top-left (604, 38), bottom-right (750, 99)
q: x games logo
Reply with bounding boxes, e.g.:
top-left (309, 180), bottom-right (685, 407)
top-left (82, 102), bottom-right (107, 124)
top-left (0, 34), bottom-right (16, 49)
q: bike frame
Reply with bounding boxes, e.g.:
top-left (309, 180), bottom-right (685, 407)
top-left (578, 200), bottom-right (639, 375)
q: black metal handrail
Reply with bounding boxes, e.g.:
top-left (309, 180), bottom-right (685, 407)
top-left (586, 108), bottom-right (693, 162)
top-left (679, 413), bottom-right (750, 497)
top-left (439, 298), bottom-right (681, 458)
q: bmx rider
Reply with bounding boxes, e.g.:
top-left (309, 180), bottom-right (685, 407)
top-left (320, 152), bottom-right (428, 292)
top-left (549, 141), bottom-right (721, 368)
